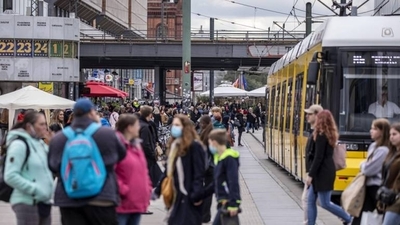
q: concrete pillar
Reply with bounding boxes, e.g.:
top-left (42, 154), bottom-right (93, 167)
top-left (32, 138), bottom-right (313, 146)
top-left (182, 0), bottom-right (191, 107)
top-left (154, 67), bottom-right (166, 105)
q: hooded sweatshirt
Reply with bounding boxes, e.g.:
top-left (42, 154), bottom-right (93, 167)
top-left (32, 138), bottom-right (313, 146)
top-left (4, 129), bottom-right (54, 205)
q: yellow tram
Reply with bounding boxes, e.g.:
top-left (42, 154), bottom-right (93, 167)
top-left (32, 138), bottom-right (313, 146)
top-left (265, 16), bottom-right (400, 194)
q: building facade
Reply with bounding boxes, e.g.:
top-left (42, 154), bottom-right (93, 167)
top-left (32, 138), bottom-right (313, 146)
top-left (148, 0), bottom-right (183, 98)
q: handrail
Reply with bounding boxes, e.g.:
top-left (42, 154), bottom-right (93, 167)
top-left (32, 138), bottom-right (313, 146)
top-left (79, 29), bottom-right (306, 44)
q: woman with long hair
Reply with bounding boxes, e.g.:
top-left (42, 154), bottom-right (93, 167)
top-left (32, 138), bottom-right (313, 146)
top-left (115, 114), bottom-right (152, 225)
top-left (154, 114), bottom-right (206, 225)
top-left (4, 111), bottom-right (54, 225)
top-left (306, 110), bottom-right (352, 225)
top-left (49, 109), bottom-right (64, 129)
top-left (352, 119), bottom-right (390, 225)
top-left (199, 115), bottom-right (214, 223)
top-left (379, 123), bottom-right (400, 225)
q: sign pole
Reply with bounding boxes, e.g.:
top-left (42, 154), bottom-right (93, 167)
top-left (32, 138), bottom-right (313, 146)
top-left (182, 0), bottom-right (191, 107)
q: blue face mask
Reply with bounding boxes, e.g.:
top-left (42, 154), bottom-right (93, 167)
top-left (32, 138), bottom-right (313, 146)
top-left (171, 125), bottom-right (183, 138)
top-left (209, 145), bottom-right (218, 155)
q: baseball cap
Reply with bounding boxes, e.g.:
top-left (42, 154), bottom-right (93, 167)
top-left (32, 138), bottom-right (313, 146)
top-left (304, 104), bottom-right (323, 114)
top-left (73, 98), bottom-right (96, 115)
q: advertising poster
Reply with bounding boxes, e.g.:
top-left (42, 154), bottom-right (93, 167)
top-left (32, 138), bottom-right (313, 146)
top-left (193, 72), bottom-right (203, 91)
top-left (38, 82), bottom-right (53, 94)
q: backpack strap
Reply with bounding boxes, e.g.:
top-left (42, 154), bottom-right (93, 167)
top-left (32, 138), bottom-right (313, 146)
top-left (83, 123), bottom-right (101, 136)
top-left (8, 136), bottom-right (30, 170)
top-left (62, 127), bottom-right (75, 140)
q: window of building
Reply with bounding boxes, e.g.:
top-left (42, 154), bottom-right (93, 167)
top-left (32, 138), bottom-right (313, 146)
top-left (156, 24), bottom-right (168, 39)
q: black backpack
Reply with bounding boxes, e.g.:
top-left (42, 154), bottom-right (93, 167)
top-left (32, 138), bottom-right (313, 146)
top-left (0, 136), bottom-right (30, 202)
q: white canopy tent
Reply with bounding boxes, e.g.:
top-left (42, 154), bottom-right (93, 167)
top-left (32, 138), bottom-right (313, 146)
top-left (199, 84), bottom-right (248, 97)
top-left (0, 86), bottom-right (76, 129)
top-left (248, 86), bottom-right (267, 97)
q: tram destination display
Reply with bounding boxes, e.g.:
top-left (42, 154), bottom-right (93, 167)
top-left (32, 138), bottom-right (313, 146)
top-left (345, 52), bottom-right (400, 66)
top-left (0, 15), bottom-right (80, 82)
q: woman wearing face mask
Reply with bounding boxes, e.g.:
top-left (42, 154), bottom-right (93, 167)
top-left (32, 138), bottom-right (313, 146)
top-left (3, 111), bottom-right (54, 225)
top-left (153, 114), bottom-right (206, 225)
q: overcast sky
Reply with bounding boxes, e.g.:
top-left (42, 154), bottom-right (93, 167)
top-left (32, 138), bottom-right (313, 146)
top-left (190, 0), bottom-right (375, 32)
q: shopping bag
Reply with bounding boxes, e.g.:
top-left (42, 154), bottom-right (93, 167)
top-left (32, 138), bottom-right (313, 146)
top-left (360, 210), bottom-right (383, 225)
top-left (341, 173), bottom-right (366, 217)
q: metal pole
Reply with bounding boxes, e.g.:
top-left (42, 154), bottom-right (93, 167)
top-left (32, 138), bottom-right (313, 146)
top-left (210, 18), bottom-right (215, 41)
top-left (182, 0), bottom-right (191, 107)
top-left (161, 1), bottom-right (165, 40)
top-left (306, 2), bottom-right (312, 36)
top-left (341, 0), bottom-right (346, 3)
top-left (351, 6), bottom-right (358, 16)
top-left (209, 70), bottom-right (214, 106)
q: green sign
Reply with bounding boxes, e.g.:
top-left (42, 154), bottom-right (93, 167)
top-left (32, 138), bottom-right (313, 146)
top-left (63, 42), bottom-right (72, 58)
top-left (50, 41), bottom-right (62, 57)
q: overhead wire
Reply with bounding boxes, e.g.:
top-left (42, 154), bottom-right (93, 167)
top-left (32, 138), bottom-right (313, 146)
top-left (221, 0), bottom-right (297, 16)
top-left (192, 12), bottom-right (270, 31)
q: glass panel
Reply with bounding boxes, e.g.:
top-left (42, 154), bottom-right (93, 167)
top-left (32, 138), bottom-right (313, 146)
top-left (340, 66), bottom-right (400, 134)
top-left (286, 81), bottom-right (292, 130)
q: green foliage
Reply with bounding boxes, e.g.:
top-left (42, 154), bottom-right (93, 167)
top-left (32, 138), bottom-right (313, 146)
top-left (217, 71), bottom-right (267, 91)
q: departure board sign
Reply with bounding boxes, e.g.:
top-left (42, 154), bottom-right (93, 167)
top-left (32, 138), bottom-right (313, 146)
top-left (0, 15), bottom-right (80, 82)
top-left (16, 40), bottom-right (32, 57)
top-left (50, 41), bottom-right (63, 57)
top-left (0, 39), bottom-right (15, 56)
top-left (345, 52), bottom-right (400, 67)
top-left (34, 40), bottom-right (49, 57)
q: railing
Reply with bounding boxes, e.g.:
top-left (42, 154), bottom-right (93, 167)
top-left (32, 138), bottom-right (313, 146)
top-left (80, 29), bottom-right (306, 44)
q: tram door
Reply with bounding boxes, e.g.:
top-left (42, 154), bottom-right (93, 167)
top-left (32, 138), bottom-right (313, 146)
top-left (269, 88), bottom-right (276, 158)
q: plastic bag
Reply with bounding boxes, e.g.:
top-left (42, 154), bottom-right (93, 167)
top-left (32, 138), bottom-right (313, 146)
top-left (360, 210), bottom-right (383, 225)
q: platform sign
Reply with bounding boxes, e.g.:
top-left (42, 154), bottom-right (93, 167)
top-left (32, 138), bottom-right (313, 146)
top-left (50, 41), bottom-right (63, 57)
top-left (34, 40), bottom-right (49, 57)
top-left (0, 39), bottom-right (15, 56)
top-left (0, 15), bottom-right (80, 82)
top-left (63, 42), bottom-right (72, 58)
top-left (16, 40), bottom-right (33, 57)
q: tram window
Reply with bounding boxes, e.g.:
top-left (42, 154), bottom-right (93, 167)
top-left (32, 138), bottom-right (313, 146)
top-left (293, 74), bottom-right (304, 135)
top-left (275, 85), bottom-right (281, 129)
top-left (281, 82), bottom-right (286, 131)
top-left (286, 81), bottom-right (293, 130)
top-left (270, 87), bottom-right (276, 128)
top-left (341, 67), bottom-right (400, 133)
top-left (304, 84), bottom-right (316, 131)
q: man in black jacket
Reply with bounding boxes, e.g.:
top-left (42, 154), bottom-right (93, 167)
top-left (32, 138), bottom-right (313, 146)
top-left (302, 104), bottom-right (323, 225)
top-left (139, 106), bottom-right (157, 183)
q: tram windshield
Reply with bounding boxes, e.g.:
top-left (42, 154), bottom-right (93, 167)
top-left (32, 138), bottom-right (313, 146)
top-left (339, 51), bottom-right (400, 134)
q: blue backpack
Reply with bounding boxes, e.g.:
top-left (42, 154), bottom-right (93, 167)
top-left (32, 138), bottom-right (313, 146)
top-left (61, 123), bottom-right (106, 199)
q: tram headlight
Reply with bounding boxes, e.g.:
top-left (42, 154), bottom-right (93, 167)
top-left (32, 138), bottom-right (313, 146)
top-left (346, 144), bottom-right (359, 150)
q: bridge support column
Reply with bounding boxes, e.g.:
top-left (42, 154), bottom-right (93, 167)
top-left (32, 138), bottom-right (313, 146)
top-left (154, 67), bottom-right (166, 105)
top-left (209, 70), bottom-right (214, 106)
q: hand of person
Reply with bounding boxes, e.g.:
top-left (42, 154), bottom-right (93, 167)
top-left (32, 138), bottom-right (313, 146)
top-left (151, 189), bottom-right (159, 200)
top-left (306, 176), bottom-right (313, 187)
top-left (194, 200), bottom-right (203, 206)
top-left (229, 209), bottom-right (238, 217)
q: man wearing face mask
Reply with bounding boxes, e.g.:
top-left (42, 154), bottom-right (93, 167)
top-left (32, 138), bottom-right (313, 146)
top-left (48, 98), bottom-right (126, 225)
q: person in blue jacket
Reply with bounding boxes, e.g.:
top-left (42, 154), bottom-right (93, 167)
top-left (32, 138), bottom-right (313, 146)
top-left (207, 129), bottom-right (241, 225)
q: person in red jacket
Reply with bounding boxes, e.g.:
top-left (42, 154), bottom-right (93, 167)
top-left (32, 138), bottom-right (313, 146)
top-left (115, 114), bottom-right (153, 225)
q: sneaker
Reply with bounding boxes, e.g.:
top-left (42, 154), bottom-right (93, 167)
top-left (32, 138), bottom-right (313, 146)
top-left (142, 210), bottom-right (153, 215)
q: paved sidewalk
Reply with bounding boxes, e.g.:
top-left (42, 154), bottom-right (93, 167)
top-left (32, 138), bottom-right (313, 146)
top-left (247, 129), bottom-right (342, 225)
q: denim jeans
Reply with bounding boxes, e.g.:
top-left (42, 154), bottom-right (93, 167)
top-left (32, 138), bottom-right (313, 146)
top-left (246, 122), bottom-right (254, 132)
top-left (383, 211), bottom-right (400, 225)
top-left (117, 213), bottom-right (141, 225)
top-left (307, 185), bottom-right (351, 225)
